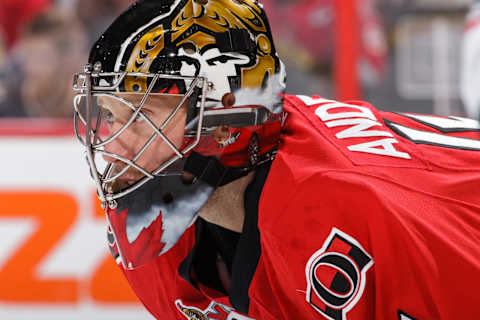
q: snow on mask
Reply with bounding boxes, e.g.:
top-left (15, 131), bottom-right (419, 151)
top-left (106, 174), bottom-right (214, 269)
top-left (231, 73), bottom-right (286, 115)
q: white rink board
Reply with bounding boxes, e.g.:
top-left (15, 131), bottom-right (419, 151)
top-left (0, 133), bottom-right (154, 320)
top-left (0, 304), bottom-right (153, 320)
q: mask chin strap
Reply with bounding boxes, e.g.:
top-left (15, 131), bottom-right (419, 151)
top-left (183, 148), bottom-right (277, 187)
top-left (184, 152), bottom-right (251, 187)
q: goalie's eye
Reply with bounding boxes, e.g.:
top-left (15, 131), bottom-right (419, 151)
top-left (99, 106), bottom-right (114, 123)
top-left (206, 54), bottom-right (241, 66)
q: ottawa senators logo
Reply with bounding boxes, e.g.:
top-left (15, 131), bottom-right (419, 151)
top-left (175, 299), bottom-right (254, 320)
top-left (306, 228), bottom-right (373, 320)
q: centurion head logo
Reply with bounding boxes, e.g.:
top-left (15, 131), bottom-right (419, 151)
top-left (118, 0), bottom-right (282, 102)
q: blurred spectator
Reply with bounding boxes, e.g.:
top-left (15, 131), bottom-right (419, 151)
top-left (263, 0), bottom-right (387, 96)
top-left (0, 7), bottom-right (87, 117)
top-left (75, 0), bottom-right (133, 46)
top-left (357, 0), bottom-right (388, 86)
top-left (263, 0), bottom-right (334, 95)
top-left (0, 28), bottom-right (5, 68)
top-left (0, 0), bottom-right (51, 50)
top-left (461, 0), bottom-right (480, 120)
top-left (0, 30), bottom-right (5, 105)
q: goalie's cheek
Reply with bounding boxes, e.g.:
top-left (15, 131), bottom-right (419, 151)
top-left (149, 110), bottom-right (188, 149)
top-left (102, 129), bottom-right (140, 164)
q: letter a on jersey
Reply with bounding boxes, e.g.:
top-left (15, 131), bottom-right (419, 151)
top-left (305, 228), bottom-right (373, 320)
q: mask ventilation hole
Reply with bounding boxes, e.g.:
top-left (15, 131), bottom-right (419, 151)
top-left (163, 193), bottom-right (174, 204)
top-left (181, 42), bottom-right (197, 55)
top-left (93, 61), bottom-right (102, 72)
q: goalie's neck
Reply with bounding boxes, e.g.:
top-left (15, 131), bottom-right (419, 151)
top-left (197, 171), bottom-right (254, 233)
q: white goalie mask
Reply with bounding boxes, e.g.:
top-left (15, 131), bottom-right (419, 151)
top-left (73, 0), bottom-right (285, 268)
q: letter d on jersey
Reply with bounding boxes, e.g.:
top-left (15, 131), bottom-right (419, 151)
top-left (305, 228), bottom-right (373, 320)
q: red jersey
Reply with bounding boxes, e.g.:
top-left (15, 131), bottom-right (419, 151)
top-left (108, 94), bottom-right (480, 319)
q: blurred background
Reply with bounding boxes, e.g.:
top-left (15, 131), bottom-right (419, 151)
top-left (0, 0), bottom-right (478, 119)
top-left (0, 0), bottom-right (478, 319)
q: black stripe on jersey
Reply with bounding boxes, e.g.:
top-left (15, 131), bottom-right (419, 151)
top-left (398, 309), bottom-right (417, 320)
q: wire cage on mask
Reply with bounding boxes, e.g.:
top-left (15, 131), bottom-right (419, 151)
top-left (73, 63), bottom-right (208, 207)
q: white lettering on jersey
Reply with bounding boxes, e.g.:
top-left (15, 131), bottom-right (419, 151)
top-left (348, 138), bottom-right (411, 159)
top-left (326, 118), bottom-right (393, 139)
top-left (315, 102), bottom-right (377, 122)
top-left (296, 95), bottom-right (411, 159)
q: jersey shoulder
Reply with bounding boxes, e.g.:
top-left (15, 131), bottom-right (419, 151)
top-left (282, 94), bottom-right (480, 172)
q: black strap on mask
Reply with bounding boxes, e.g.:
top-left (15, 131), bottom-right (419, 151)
top-left (183, 148), bottom-right (277, 187)
top-left (184, 152), bottom-right (251, 187)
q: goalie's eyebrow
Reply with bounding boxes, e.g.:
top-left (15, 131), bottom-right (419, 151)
top-left (206, 54), bottom-right (242, 66)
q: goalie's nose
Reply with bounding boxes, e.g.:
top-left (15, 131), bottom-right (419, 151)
top-left (102, 124), bottom-right (135, 164)
top-left (103, 140), bottom-right (133, 164)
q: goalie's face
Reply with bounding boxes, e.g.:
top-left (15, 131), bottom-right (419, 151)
top-left (97, 93), bottom-right (188, 193)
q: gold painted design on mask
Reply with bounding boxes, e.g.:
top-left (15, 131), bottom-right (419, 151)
top-left (125, 25), bottom-right (165, 92)
top-left (171, 0), bottom-right (266, 43)
top-left (123, 0), bottom-right (280, 94)
top-left (171, 0), bottom-right (277, 90)
top-left (241, 34), bottom-right (275, 88)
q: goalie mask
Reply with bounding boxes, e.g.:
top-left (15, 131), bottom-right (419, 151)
top-left (73, 0), bottom-right (285, 268)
